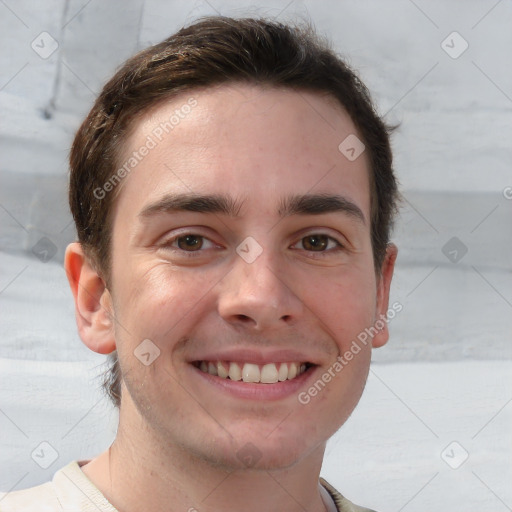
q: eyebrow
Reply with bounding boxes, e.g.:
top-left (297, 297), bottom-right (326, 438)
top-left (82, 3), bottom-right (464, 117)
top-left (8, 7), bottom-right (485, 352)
top-left (278, 193), bottom-right (365, 224)
top-left (138, 192), bottom-right (365, 224)
top-left (139, 193), bottom-right (245, 218)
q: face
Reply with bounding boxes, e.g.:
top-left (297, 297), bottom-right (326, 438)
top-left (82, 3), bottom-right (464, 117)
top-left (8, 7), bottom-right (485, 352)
top-left (103, 84), bottom-right (395, 470)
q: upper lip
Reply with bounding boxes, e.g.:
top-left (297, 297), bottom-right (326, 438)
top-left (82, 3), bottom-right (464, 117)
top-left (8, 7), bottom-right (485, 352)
top-left (187, 348), bottom-right (320, 365)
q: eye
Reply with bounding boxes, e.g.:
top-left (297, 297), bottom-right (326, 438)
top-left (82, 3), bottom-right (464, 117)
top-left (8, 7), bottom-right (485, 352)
top-left (176, 234), bottom-right (204, 251)
top-left (166, 234), bottom-right (217, 252)
top-left (294, 234), bottom-right (342, 252)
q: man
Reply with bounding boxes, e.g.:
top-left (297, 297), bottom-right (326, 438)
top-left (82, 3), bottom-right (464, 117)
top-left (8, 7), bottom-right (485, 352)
top-left (1, 15), bottom-right (398, 512)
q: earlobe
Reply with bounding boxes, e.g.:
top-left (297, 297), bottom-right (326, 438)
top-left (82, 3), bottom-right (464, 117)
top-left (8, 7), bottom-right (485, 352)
top-left (372, 243), bottom-right (398, 349)
top-left (64, 242), bottom-right (116, 355)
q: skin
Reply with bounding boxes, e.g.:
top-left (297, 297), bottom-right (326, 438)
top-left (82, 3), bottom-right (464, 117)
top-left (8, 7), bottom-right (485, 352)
top-left (65, 83), bottom-right (397, 512)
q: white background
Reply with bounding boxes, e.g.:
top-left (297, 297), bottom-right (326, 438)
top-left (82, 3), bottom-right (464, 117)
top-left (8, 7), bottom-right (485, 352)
top-left (0, 1), bottom-right (511, 511)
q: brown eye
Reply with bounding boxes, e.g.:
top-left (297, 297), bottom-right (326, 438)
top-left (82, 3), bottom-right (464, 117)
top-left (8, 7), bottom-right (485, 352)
top-left (302, 234), bottom-right (329, 251)
top-left (177, 235), bottom-right (203, 251)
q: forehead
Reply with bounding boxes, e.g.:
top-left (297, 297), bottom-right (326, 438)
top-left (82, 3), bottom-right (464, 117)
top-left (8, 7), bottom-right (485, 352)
top-left (114, 83), bottom-right (370, 220)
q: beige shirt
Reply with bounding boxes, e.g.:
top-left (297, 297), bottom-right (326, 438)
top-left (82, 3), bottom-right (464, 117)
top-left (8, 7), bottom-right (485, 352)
top-left (0, 460), bottom-right (376, 512)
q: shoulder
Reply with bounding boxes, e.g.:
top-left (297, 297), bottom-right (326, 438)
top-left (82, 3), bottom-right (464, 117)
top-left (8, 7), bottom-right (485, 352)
top-left (0, 480), bottom-right (60, 512)
top-left (0, 460), bottom-right (117, 512)
top-left (320, 477), bottom-right (379, 512)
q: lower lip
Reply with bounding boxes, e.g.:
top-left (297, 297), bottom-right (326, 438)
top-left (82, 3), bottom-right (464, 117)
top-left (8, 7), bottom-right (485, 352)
top-left (190, 364), bottom-right (317, 401)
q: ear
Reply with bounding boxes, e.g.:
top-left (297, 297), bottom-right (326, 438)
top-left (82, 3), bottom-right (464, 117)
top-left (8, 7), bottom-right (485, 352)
top-left (64, 242), bottom-right (116, 354)
top-left (372, 243), bottom-right (398, 348)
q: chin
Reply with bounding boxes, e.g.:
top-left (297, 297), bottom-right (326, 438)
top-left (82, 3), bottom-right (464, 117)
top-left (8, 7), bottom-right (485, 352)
top-left (197, 429), bottom-right (319, 472)
top-left (203, 447), bottom-right (312, 472)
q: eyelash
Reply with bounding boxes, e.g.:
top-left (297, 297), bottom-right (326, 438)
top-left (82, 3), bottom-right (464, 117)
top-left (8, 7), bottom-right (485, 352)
top-left (162, 232), bottom-right (344, 258)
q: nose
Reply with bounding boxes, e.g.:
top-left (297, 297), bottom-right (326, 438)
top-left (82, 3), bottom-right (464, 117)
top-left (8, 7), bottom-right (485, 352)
top-left (217, 249), bottom-right (304, 331)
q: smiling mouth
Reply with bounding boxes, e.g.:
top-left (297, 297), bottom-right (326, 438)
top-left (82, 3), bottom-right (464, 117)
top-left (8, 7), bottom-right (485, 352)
top-left (193, 361), bottom-right (314, 384)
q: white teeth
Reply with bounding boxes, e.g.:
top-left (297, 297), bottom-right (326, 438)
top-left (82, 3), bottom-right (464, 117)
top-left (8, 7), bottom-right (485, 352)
top-left (278, 363), bottom-right (288, 381)
top-left (260, 363), bottom-right (279, 383)
top-left (228, 362), bottom-right (242, 381)
top-left (242, 363), bottom-right (260, 383)
top-left (288, 362), bottom-right (298, 380)
top-left (217, 361), bottom-right (228, 378)
top-left (198, 360), bottom-right (309, 383)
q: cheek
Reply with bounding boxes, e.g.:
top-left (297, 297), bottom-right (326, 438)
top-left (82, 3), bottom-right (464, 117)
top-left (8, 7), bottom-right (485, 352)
top-left (112, 260), bottom-right (223, 340)
top-left (305, 266), bottom-right (378, 351)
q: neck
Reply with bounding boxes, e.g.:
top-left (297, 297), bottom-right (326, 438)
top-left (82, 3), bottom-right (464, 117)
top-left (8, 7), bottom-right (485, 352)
top-left (82, 403), bottom-right (329, 512)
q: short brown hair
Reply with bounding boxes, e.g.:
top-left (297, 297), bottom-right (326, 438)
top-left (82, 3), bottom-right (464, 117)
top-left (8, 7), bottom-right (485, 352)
top-left (69, 15), bottom-right (399, 408)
